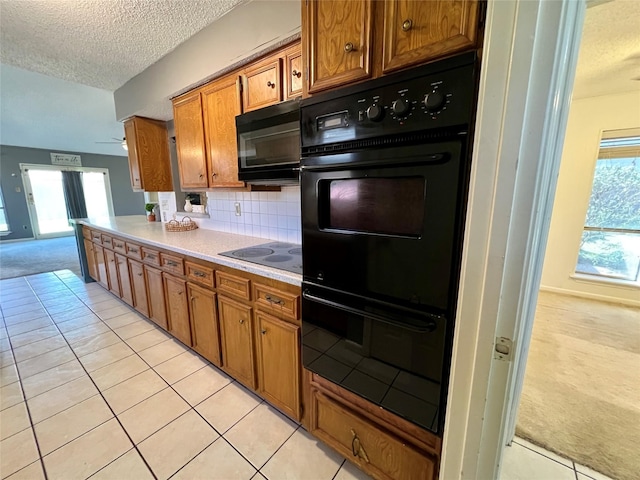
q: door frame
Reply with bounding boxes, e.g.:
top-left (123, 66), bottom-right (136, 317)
top-left (439, 0), bottom-right (586, 479)
top-left (20, 163), bottom-right (115, 239)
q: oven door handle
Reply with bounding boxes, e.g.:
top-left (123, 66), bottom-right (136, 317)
top-left (303, 291), bottom-right (438, 333)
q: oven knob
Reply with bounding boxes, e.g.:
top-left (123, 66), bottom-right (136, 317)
top-left (366, 105), bottom-right (384, 121)
top-left (392, 98), bottom-right (411, 116)
top-left (424, 91), bottom-right (445, 112)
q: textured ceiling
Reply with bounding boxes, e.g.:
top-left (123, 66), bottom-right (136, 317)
top-left (0, 0), bottom-right (247, 91)
top-left (573, 0), bottom-right (640, 99)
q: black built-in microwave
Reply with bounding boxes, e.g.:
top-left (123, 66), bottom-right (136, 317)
top-left (236, 98), bottom-right (300, 184)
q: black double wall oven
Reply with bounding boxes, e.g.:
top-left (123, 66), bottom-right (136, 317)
top-left (300, 52), bottom-right (478, 435)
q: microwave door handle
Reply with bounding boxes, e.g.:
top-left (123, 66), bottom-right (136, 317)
top-left (302, 291), bottom-right (437, 333)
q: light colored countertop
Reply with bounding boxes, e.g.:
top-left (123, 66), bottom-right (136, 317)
top-left (74, 215), bottom-right (302, 286)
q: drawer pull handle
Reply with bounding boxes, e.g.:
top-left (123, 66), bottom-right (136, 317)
top-left (350, 429), bottom-right (369, 463)
top-left (267, 81), bottom-right (275, 88)
top-left (239, 319), bottom-right (245, 325)
top-left (402, 19), bottom-right (413, 31)
top-left (344, 42), bottom-right (354, 53)
top-left (166, 260), bottom-right (178, 267)
top-left (137, 273), bottom-right (143, 277)
top-left (194, 271), bottom-right (205, 278)
top-left (146, 254), bottom-right (156, 260)
top-left (292, 69), bottom-right (301, 78)
top-left (261, 329), bottom-right (267, 335)
top-left (129, 248), bottom-right (139, 253)
top-left (265, 294), bottom-right (284, 305)
top-left (115, 243), bottom-right (124, 248)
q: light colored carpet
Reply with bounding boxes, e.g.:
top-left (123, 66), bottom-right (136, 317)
top-left (0, 236), bottom-right (81, 279)
top-left (517, 291), bottom-right (640, 480)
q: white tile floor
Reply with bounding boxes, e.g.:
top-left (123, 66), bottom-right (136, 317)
top-left (0, 270), bottom-right (617, 480)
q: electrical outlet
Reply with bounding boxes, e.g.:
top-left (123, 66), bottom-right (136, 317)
top-left (234, 202), bottom-right (241, 216)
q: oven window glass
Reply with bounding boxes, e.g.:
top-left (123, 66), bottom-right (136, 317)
top-left (238, 121), bottom-right (300, 168)
top-left (323, 177), bottom-right (425, 237)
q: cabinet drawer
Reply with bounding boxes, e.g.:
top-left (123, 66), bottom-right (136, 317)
top-left (82, 227), bottom-right (92, 240)
top-left (253, 283), bottom-right (299, 321)
top-left (185, 261), bottom-right (214, 289)
top-left (125, 241), bottom-right (143, 260)
top-left (101, 234), bottom-right (113, 249)
top-left (112, 238), bottom-right (126, 254)
top-left (310, 391), bottom-right (436, 480)
top-left (91, 230), bottom-right (102, 243)
top-left (141, 247), bottom-right (161, 266)
top-left (243, 58), bottom-right (282, 112)
top-left (160, 252), bottom-right (184, 275)
top-left (215, 271), bottom-right (251, 301)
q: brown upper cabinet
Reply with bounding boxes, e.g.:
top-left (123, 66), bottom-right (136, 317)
top-left (123, 116), bottom-right (173, 191)
top-left (303, 0), bottom-right (481, 94)
top-left (304, 0), bottom-right (373, 94)
top-left (201, 75), bottom-right (245, 188)
top-left (171, 41), bottom-right (300, 190)
top-left (284, 44), bottom-right (303, 99)
top-left (243, 56), bottom-right (283, 113)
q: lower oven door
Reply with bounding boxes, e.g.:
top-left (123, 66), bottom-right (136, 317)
top-left (302, 283), bottom-right (446, 434)
top-left (301, 140), bottom-right (467, 314)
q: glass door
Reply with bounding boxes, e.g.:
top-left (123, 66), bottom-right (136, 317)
top-left (21, 165), bottom-right (114, 239)
top-left (23, 168), bottom-right (72, 238)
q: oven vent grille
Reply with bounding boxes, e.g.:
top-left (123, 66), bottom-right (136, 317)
top-left (302, 127), bottom-right (467, 156)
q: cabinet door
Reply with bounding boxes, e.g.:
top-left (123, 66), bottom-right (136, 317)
top-left (116, 253), bottom-right (133, 307)
top-left (201, 75), bottom-right (245, 188)
top-left (93, 244), bottom-right (109, 290)
top-left (305, 0), bottom-right (373, 94)
top-left (83, 239), bottom-right (98, 281)
top-left (243, 57), bottom-right (282, 112)
top-left (187, 283), bottom-right (222, 367)
top-left (163, 273), bottom-right (192, 346)
top-left (218, 296), bottom-right (255, 388)
top-left (284, 45), bottom-right (303, 99)
top-left (144, 265), bottom-right (167, 329)
top-left (130, 259), bottom-right (150, 317)
top-left (255, 311), bottom-right (300, 420)
top-left (382, 0), bottom-right (480, 73)
top-left (124, 119), bottom-right (141, 190)
top-left (125, 117), bottom-right (173, 192)
top-left (104, 249), bottom-right (120, 297)
top-left (173, 91), bottom-right (209, 189)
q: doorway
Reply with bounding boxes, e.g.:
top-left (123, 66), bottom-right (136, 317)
top-left (21, 164), bottom-right (114, 239)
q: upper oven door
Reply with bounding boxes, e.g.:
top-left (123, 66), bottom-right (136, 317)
top-left (236, 99), bottom-right (300, 182)
top-left (301, 140), bottom-right (467, 314)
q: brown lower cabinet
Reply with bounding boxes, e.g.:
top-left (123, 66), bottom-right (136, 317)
top-left (115, 253), bottom-right (133, 306)
top-left (83, 239), bottom-right (98, 281)
top-left (218, 295), bottom-right (256, 389)
top-left (163, 273), bottom-right (192, 346)
top-left (144, 265), bottom-right (167, 329)
top-left (255, 310), bottom-right (300, 420)
top-left (129, 259), bottom-right (149, 317)
top-left (104, 249), bottom-right (120, 297)
top-left (93, 244), bottom-right (109, 290)
top-left (187, 282), bottom-right (222, 367)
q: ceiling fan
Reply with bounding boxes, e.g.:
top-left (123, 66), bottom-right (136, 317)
top-left (96, 137), bottom-right (128, 150)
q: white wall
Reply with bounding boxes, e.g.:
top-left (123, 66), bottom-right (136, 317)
top-left (541, 90), bottom-right (640, 304)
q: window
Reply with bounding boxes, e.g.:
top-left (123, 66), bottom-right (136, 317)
top-left (575, 131), bottom-right (640, 282)
top-left (0, 187), bottom-right (9, 233)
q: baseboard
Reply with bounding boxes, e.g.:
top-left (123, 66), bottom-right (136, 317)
top-left (539, 285), bottom-right (640, 307)
top-left (0, 237), bottom-right (36, 243)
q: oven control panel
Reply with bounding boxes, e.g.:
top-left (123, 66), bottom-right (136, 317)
top-left (301, 53), bottom-right (477, 149)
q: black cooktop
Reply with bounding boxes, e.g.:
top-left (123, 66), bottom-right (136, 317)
top-left (219, 242), bottom-right (302, 275)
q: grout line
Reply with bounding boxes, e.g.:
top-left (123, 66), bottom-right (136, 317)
top-left (573, 461), bottom-right (579, 480)
top-left (331, 460), bottom-right (347, 480)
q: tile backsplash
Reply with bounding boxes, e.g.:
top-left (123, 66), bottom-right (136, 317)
top-left (200, 187), bottom-right (301, 243)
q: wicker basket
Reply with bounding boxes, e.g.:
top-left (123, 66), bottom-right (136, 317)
top-left (164, 217), bottom-right (198, 232)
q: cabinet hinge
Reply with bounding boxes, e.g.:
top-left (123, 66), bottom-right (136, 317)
top-left (494, 337), bottom-right (513, 362)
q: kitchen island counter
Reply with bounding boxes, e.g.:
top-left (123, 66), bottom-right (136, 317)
top-left (74, 215), bottom-right (302, 286)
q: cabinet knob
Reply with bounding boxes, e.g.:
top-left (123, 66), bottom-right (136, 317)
top-left (344, 42), bottom-right (354, 53)
top-left (261, 329), bottom-right (267, 335)
top-left (199, 174), bottom-right (204, 178)
top-left (239, 318), bottom-right (244, 324)
top-left (291, 69), bottom-right (301, 78)
top-left (267, 81), bottom-right (275, 88)
top-left (211, 172), bottom-right (218, 178)
top-left (402, 19), bottom-right (413, 31)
